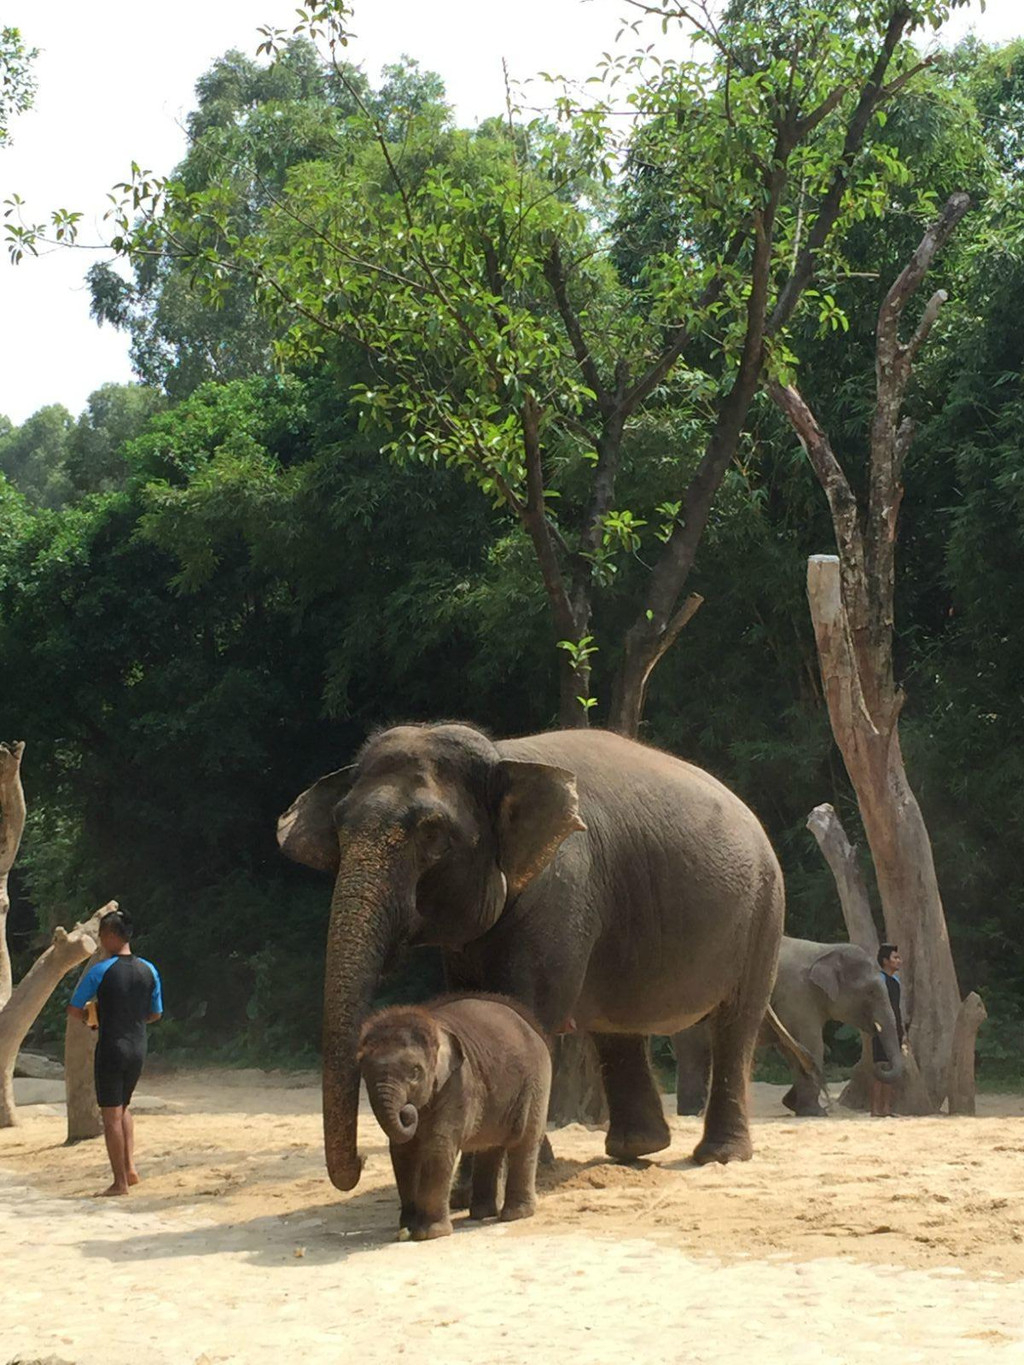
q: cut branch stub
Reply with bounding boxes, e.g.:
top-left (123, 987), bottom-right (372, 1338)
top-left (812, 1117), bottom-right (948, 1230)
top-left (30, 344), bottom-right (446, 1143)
top-left (805, 803), bottom-right (878, 955)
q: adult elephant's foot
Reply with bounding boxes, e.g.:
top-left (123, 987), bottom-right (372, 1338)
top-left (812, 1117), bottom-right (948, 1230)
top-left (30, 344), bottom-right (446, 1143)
top-left (467, 1198), bottom-right (499, 1221)
top-left (691, 1131), bottom-right (753, 1165)
top-left (411, 1216), bottom-right (453, 1241)
top-left (606, 1114), bottom-right (671, 1162)
top-left (676, 1093), bottom-right (706, 1117)
top-left (499, 1198), bottom-right (536, 1223)
top-left (783, 1084), bottom-right (824, 1117)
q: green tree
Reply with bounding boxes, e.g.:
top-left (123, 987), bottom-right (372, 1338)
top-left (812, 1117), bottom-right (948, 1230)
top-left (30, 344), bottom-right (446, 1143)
top-left (0, 25), bottom-right (36, 148)
top-left (86, 42), bottom-right (447, 399)
top-left (0, 404), bottom-right (73, 508)
top-left (109, 0), bottom-right (971, 734)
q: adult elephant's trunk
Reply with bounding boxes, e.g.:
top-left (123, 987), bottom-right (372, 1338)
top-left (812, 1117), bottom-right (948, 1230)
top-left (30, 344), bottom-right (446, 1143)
top-left (322, 832), bottom-right (412, 1191)
top-left (872, 1011), bottom-right (904, 1084)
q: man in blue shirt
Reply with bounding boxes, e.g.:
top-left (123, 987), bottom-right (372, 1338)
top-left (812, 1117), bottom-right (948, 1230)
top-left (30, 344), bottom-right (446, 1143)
top-left (870, 943), bottom-right (905, 1118)
top-left (68, 909), bottom-right (163, 1196)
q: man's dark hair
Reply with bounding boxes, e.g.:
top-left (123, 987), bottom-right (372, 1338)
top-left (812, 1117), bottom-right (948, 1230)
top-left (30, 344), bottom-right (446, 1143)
top-left (99, 909), bottom-right (133, 942)
top-left (877, 942), bottom-right (898, 967)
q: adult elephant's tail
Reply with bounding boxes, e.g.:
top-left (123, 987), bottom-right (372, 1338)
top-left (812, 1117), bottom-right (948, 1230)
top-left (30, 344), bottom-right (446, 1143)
top-left (764, 1005), bottom-right (828, 1107)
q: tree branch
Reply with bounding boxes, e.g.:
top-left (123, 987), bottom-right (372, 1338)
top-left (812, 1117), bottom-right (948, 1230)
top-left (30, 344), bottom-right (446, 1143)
top-left (768, 7), bottom-right (918, 337)
top-left (621, 229), bottom-right (745, 415)
top-left (768, 379), bottom-right (863, 570)
top-left (543, 240), bottom-right (609, 411)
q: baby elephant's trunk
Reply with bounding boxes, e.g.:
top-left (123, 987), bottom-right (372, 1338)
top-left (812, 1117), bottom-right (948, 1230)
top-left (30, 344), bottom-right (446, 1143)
top-left (377, 1098), bottom-right (419, 1145)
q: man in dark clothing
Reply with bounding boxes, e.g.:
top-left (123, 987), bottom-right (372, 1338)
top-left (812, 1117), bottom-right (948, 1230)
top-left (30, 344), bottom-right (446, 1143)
top-left (67, 909), bottom-right (163, 1196)
top-left (871, 943), bottom-right (904, 1117)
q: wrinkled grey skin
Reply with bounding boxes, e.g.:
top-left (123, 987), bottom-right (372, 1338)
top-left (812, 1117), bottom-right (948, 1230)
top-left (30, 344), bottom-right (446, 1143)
top-left (673, 937), bottom-right (903, 1117)
top-left (359, 996), bottom-right (552, 1240)
top-left (278, 723), bottom-right (785, 1191)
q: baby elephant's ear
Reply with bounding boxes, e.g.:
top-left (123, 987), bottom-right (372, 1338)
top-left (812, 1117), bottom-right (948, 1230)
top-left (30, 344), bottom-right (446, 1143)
top-left (435, 1028), bottom-right (464, 1093)
top-left (807, 948), bottom-right (845, 1002)
top-left (495, 760), bottom-right (587, 898)
top-left (276, 766), bottom-right (354, 874)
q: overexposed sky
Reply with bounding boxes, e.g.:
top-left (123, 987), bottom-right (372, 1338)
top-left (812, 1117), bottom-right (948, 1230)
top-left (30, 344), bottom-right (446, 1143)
top-left (0, 0), bottom-right (1021, 426)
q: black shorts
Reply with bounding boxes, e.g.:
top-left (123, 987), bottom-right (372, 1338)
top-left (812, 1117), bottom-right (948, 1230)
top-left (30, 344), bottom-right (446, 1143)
top-left (94, 1051), bottom-right (144, 1109)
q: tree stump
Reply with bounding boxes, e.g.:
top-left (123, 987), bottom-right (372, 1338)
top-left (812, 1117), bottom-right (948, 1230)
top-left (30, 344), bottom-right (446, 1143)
top-left (548, 1033), bottom-right (607, 1127)
top-left (838, 1034), bottom-right (933, 1116)
top-left (946, 991), bottom-right (987, 1116)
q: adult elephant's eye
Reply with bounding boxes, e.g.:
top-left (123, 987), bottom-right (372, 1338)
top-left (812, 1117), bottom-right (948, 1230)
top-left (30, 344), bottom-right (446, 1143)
top-left (416, 811), bottom-right (453, 862)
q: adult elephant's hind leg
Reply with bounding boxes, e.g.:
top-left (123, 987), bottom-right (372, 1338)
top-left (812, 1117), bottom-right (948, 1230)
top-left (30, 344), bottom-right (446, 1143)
top-left (693, 881), bottom-right (780, 1166)
top-left (593, 1033), bottom-right (670, 1162)
top-left (692, 1000), bottom-right (756, 1165)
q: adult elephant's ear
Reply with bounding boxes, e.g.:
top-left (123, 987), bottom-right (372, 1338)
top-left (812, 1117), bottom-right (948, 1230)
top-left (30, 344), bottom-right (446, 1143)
top-left (276, 767), bottom-right (354, 874)
top-left (496, 761), bottom-right (587, 897)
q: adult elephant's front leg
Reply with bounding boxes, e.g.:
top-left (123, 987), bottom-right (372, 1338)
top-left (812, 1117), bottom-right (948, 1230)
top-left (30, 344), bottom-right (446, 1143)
top-left (592, 1034), bottom-right (670, 1161)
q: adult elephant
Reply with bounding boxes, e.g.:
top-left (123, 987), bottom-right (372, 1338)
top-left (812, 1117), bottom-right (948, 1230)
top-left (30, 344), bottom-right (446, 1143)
top-left (277, 722), bottom-right (785, 1192)
top-left (673, 936), bottom-right (903, 1117)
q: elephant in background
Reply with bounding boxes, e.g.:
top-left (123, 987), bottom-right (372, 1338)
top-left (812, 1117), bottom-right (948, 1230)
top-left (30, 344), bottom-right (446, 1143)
top-left (277, 722), bottom-right (786, 1191)
top-left (674, 936), bottom-right (903, 1117)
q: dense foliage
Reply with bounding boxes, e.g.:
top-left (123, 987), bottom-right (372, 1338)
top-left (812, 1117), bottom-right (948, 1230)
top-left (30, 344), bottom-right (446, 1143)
top-left (2, 12), bottom-right (1023, 1078)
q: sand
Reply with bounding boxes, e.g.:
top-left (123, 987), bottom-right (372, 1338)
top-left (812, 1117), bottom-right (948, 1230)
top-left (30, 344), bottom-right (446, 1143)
top-left (2, 1070), bottom-right (1023, 1364)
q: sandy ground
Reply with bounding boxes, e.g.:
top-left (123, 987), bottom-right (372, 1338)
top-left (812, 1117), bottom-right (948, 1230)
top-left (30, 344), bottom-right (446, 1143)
top-left (2, 1070), bottom-right (1024, 1365)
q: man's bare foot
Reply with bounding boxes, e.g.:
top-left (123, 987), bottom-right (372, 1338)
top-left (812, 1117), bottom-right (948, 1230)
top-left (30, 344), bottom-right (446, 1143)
top-left (96, 1182), bottom-right (130, 1197)
top-left (127, 1170), bottom-right (140, 1186)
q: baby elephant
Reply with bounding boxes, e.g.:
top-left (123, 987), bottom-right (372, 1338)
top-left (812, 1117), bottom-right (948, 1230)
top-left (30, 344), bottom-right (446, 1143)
top-left (358, 994), bottom-right (552, 1241)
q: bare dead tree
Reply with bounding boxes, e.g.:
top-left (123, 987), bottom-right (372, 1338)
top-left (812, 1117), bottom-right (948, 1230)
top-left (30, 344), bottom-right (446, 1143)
top-left (0, 738), bottom-right (119, 1129)
top-left (0, 903), bottom-right (116, 1126)
top-left (772, 192), bottom-right (972, 1112)
top-left (805, 803), bottom-right (878, 954)
top-left (0, 741), bottom-right (27, 1009)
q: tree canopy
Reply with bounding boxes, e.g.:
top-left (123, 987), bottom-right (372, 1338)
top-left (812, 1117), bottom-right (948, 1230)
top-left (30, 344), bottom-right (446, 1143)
top-left (3, 8), bottom-right (1023, 1079)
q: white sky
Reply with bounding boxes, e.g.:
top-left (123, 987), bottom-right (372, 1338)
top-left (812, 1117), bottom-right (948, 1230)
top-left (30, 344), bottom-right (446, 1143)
top-left (1, 0), bottom-right (1021, 426)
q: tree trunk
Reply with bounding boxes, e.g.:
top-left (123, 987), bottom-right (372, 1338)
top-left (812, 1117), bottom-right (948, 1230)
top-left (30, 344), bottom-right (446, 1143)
top-left (64, 948), bottom-right (103, 1142)
top-left (805, 803), bottom-right (878, 954)
top-left (947, 992), bottom-right (987, 1117)
top-left (0, 741), bottom-right (27, 1011)
top-left (807, 556), bottom-right (962, 1110)
top-left (548, 1033), bottom-right (608, 1126)
top-left (0, 903), bottom-right (112, 1127)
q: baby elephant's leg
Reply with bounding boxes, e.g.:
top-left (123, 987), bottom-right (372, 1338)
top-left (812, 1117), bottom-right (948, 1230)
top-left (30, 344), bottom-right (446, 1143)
top-left (500, 1138), bottom-right (540, 1222)
top-left (390, 1142), bottom-right (420, 1236)
top-left (501, 1085), bottom-right (549, 1223)
top-left (411, 1140), bottom-right (459, 1241)
top-left (468, 1148), bottom-right (504, 1221)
